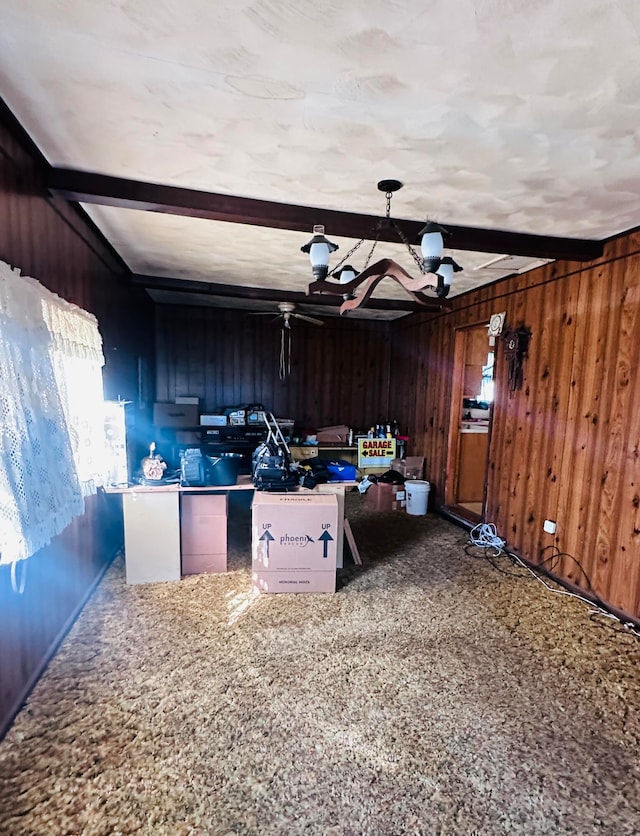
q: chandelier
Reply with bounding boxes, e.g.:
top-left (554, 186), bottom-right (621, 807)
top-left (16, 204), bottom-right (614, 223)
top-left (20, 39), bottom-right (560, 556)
top-left (301, 180), bottom-right (462, 313)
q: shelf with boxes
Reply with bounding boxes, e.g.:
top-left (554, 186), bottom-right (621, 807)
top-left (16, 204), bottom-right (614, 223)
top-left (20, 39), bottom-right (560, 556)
top-left (288, 445), bottom-right (420, 478)
top-left (298, 422), bottom-right (411, 475)
top-left (152, 401), bottom-right (273, 474)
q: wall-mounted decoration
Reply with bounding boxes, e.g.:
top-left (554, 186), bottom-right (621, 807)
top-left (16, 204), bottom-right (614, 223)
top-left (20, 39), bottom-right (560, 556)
top-left (488, 311), bottom-right (507, 345)
top-left (502, 324), bottom-right (531, 391)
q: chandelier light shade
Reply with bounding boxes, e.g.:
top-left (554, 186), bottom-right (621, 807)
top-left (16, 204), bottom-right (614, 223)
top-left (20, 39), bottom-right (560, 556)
top-left (333, 264), bottom-right (358, 299)
top-left (300, 224), bottom-right (339, 281)
top-left (435, 256), bottom-right (463, 298)
top-left (304, 181), bottom-right (462, 312)
top-left (419, 221), bottom-right (448, 272)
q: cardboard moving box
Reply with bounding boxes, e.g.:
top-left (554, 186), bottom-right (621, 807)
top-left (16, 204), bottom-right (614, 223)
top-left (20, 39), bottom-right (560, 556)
top-left (252, 569), bottom-right (336, 594)
top-left (391, 457), bottom-right (425, 480)
top-left (316, 424), bottom-right (350, 443)
top-left (181, 493), bottom-right (228, 574)
top-left (252, 492), bottom-right (338, 592)
top-left (153, 403), bottom-right (199, 428)
top-left (363, 482), bottom-right (406, 512)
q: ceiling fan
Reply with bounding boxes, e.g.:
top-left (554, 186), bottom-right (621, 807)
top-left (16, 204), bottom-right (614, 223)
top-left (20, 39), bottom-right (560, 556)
top-left (251, 303), bottom-right (323, 381)
top-left (252, 301), bottom-right (324, 329)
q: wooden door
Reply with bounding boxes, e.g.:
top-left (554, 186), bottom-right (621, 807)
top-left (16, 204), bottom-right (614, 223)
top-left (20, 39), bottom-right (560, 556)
top-left (445, 322), bottom-right (493, 521)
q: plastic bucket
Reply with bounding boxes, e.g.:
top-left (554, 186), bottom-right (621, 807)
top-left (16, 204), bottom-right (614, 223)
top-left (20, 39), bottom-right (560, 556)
top-left (405, 480), bottom-right (430, 515)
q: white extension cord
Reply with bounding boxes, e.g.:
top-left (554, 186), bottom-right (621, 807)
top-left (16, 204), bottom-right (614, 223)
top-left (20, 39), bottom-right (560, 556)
top-left (469, 523), bottom-right (640, 638)
top-left (469, 522), bottom-right (506, 550)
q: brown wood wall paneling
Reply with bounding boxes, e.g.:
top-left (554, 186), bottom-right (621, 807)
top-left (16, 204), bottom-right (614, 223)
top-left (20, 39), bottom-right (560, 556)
top-left (0, 107), bottom-right (154, 736)
top-left (154, 306), bottom-right (392, 430)
top-left (391, 236), bottom-right (640, 621)
top-left (592, 243), bottom-right (640, 613)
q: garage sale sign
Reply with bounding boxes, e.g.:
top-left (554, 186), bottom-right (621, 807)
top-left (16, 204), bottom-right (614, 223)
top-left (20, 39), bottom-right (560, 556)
top-left (357, 437), bottom-right (397, 468)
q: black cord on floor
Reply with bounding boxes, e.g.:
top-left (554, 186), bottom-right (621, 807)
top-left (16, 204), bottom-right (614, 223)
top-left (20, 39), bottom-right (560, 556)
top-left (463, 543), bottom-right (530, 578)
top-left (463, 522), bottom-right (640, 640)
top-left (538, 544), bottom-right (595, 591)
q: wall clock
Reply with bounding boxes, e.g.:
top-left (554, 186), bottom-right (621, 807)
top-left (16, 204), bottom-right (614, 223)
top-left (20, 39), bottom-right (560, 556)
top-left (488, 311), bottom-right (506, 337)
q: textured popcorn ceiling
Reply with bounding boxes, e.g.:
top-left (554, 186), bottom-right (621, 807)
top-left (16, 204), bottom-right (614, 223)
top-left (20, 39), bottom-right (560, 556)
top-left (2, 0), bottom-right (640, 317)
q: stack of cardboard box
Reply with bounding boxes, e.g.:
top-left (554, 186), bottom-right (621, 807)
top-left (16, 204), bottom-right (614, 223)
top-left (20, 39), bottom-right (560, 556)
top-left (180, 494), bottom-right (228, 574)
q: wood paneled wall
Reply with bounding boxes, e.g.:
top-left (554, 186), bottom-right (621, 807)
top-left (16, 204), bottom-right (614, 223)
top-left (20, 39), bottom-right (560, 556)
top-left (0, 101), bottom-right (154, 736)
top-left (155, 305), bottom-right (392, 430)
top-left (3, 91), bottom-right (639, 735)
top-left (390, 233), bottom-right (640, 620)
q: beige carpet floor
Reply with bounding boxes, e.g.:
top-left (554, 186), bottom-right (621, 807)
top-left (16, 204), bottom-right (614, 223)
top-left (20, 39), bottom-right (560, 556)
top-left (0, 492), bottom-right (639, 836)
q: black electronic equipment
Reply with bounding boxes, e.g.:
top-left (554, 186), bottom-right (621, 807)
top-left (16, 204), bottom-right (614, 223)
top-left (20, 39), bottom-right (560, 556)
top-left (252, 413), bottom-right (299, 492)
top-left (201, 426), bottom-right (266, 442)
top-left (180, 448), bottom-right (242, 487)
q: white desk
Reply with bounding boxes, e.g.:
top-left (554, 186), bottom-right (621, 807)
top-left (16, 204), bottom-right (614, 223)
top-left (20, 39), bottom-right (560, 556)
top-left (108, 477), bottom-right (356, 582)
top-left (121, 490), bottom-right (181, 584)
top-left (108, 478), bottom-right (254, 584)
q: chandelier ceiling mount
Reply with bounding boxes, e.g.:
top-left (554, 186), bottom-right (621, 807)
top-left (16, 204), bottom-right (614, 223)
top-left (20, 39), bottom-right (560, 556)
top-left (302, 180), bottom-right (462, 314)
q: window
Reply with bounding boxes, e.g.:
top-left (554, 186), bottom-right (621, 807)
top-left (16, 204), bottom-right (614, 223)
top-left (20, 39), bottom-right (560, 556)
top-left (479, 352), bottom-right (495, 403)
top-left (0, 261), bottom-right (106, 566)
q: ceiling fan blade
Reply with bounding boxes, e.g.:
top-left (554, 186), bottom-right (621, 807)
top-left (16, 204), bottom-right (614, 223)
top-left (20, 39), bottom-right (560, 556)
top-left (293, 313), bottom-right (324, 326)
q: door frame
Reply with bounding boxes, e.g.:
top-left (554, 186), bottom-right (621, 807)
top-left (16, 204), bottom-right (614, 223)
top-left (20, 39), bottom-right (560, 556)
top-left (444, 321), bottom-right (493, 521)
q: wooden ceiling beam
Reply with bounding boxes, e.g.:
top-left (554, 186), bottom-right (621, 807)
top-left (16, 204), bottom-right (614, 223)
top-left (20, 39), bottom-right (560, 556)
top-left (130, 274), bottom-right (440, 312)
top-left (49, 168), bottom-right (604, 263)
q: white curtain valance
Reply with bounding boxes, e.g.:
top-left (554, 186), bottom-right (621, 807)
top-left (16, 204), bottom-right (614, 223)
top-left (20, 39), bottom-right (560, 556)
top-left (0, 261), bottom-right (106, 565)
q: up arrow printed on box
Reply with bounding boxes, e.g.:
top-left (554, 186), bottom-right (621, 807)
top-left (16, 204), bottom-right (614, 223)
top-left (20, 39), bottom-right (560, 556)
top-left (259, 529), bottom-right (275, 557)
top-left (319, 530), bottom-right (333, 558)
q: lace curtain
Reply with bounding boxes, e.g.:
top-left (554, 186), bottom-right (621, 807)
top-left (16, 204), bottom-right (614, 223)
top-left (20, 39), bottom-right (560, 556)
top-left (0, 261), bottom-right (106, 565)
top-left (42, 291), bottom-right (107, 496)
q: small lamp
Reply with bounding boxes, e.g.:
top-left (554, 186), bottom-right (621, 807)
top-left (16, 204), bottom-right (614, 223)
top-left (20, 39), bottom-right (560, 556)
top-left (418, 221), bottom-right (449, 273)
top-left (300, 225), bottom-right (339, 281)
top-left (435, 256), bottom-right (463, 298)
top-left (333, 264), bottom-right (358, 300)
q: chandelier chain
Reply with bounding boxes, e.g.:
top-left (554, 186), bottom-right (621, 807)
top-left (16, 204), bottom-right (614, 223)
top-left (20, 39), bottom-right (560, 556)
top-left (391, 219), bottom-right (426, 274)
top-left (330, 229), bottom-right (381, 276)
top-left (386, 188), bottom-right (426, 274)
top-left (327, 183), bottom-right (434, 279)
top-left (330, 238), bottom-right (364, 276)
top-left (363, 235), bottom-right (379, 270)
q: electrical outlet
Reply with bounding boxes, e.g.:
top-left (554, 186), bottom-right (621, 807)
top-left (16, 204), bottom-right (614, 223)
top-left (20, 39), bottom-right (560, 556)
top-left (543, 519), bottom-right (557, 535)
